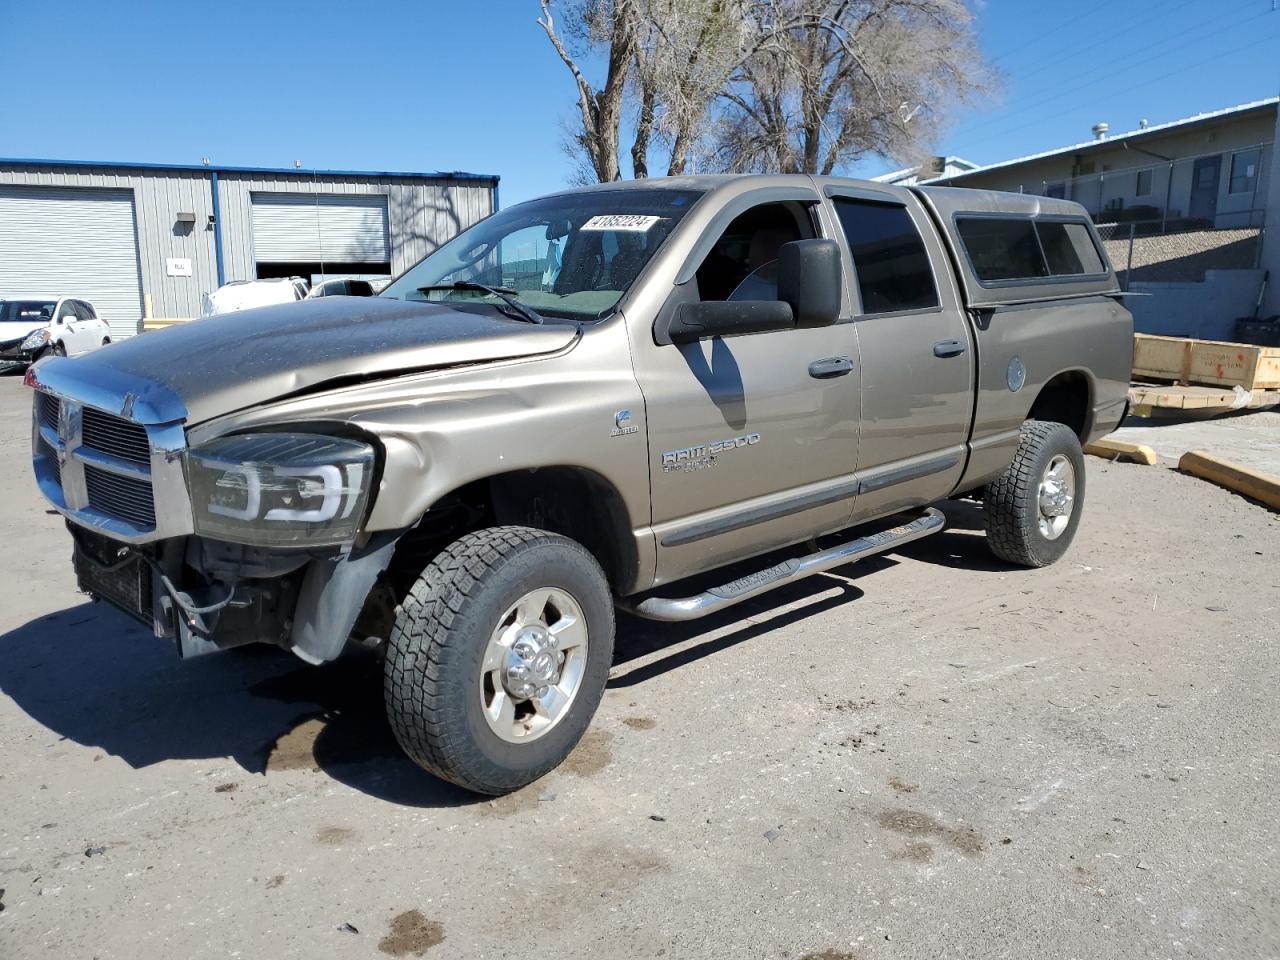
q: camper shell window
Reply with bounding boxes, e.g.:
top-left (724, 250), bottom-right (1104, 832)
top-left (955, 215), bottom-right (1108, 286)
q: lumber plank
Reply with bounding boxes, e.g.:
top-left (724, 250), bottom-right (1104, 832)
top-left (1084, 439), bottom-right (1158, 465)
top-left (1177, 451), bottom-right (1280, 511)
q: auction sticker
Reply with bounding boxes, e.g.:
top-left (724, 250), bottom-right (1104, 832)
top-left (581, 214), bottom-right (661, 232)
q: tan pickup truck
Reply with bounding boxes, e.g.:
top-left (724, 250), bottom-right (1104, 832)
top-left (29, 174), bottom-right (1132, 794)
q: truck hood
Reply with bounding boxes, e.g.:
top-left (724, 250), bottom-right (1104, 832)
top-left (32, 296), bottom-right (579, 424)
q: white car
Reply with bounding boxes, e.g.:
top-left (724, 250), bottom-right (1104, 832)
top-left (0, 296), bottom-right (112, 370)
top-left (201, 278), bottom-right (308, 317)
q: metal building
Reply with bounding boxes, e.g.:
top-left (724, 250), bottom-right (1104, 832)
top-left (0, 159), bottom-right (499, 340)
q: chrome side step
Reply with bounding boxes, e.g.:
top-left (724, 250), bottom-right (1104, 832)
top-left (620, 508), bottom-right (945, 622)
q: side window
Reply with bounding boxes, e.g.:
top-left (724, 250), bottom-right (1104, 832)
top-left (1229, 148), bottom-right (1260, 194)
top-left (694, 202), bottom-right (808, 303)
top-left (957, 216), bottom-right (1106, 282)
top-left (832, 198), bottom-right (939, 314)
top-left (956, 218), bottom-right (1046, 282)
top-left (56, 301), bottom-right (77, 323)
top-left (73, 301), bottom-right (94, 320)
top-left (1037, 222), bottom-right (1104, 276)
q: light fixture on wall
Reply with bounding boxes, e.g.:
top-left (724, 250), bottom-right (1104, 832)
top-left (175, 212), bottom-right (197, 224)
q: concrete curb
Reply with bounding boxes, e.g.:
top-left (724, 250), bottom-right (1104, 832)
top-left (1177, 450), bottom-right (1280, 511)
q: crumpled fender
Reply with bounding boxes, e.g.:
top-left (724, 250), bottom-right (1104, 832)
top-left (288, 531), bottom-right (402, 664)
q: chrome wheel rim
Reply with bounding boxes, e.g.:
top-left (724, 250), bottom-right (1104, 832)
top-left (479, 587), bottom-right (588, 744)
top-left (1037, 454), bottom-right (1076, 540)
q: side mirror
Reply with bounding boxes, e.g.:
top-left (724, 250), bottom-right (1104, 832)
top-left (778, 238), bottom-right (842, 328)
top-left (668, 300), bottom-right (794, 344)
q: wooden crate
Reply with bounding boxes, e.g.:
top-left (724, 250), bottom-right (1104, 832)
top-left (1132, 334), bottom-right (1280, 390)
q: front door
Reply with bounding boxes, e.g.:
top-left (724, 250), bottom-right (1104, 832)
top-left (54, 300), bottom-right (84, 354)
top-left (630, 194), bottom-right (861, 587)
top-left (824, 189), bottom-right (974, 522)
top-left (1189, 155), bottom-right (1221, 223)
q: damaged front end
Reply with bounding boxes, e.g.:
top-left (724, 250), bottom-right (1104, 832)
top-left (29, 360), bottom-right (400, 664)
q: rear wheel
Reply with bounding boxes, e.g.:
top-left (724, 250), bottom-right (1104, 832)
top-left (984, 420), bottom-right (1085, 567)
top-left (384, 526), bottom-right (614, 795)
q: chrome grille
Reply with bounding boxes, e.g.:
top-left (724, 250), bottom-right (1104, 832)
top-left (84, 464), bottom-right (156, 528)
top-left (40, 393), bottom-right (60, 433)
top-left (40, 438), bottom-right (62, 487)
top-left (30, 370), bottom-right (191, 545)
top-left (82, 407), bottom-right (151, 468)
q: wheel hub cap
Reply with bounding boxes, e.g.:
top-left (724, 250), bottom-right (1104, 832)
top-left (1037, 454), bottom-right (1076, 540)
top-left (479, 587), bottom-right (589, 744)
top-left (502, 625), bottom-right (563, 700)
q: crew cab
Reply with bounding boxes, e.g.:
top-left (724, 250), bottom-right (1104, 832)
top-left (27, 175), bottom-right (1132, 795)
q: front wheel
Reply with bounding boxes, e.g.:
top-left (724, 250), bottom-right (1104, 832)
top-left (384, 526), bottom-right (614, 795)
top-left (984, 420), bottom-right (1086, 568)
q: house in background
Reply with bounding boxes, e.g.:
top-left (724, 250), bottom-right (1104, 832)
top-left (871, 155), bottom-right (979, 186)
top-left (906, 98), bottom-right (1279, 342)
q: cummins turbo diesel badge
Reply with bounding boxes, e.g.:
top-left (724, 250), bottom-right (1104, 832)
top-left (662, 433), bottom-right (761, 472)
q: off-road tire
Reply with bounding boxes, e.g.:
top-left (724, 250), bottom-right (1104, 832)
top-left (984, 420), bottom-right (1086, 568)
top-left (384, 526), bottom-right (614, 795)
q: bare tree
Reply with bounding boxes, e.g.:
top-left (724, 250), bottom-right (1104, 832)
top-left (713, 0), bottom-right (993, 175)
top-left (540, 0), bottom-right (994, 183)
top-left (538, 0), bottom-right (638, 182)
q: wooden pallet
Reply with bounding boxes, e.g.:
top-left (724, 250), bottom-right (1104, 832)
top-left (1128, 381), bottom-right (1280, 416)
top-left (1133, 334), bottom-right (1280, 390)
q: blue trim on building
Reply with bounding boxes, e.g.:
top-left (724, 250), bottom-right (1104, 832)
top-left (210, 171), bottom-right (225, 287)
top-left (0, 156), bottom-right (500, 185)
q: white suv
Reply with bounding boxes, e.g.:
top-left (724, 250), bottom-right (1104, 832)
top-left (0, 296), bottom-right (112, 370)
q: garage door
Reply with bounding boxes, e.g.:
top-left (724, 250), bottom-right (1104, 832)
top-left (250, 193), bottom-right (390, 263)
top-left (0, 186), bottom-right (144, 340)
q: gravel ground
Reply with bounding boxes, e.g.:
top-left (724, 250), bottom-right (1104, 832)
top-left (0, 372), bottom-right (1277, 960)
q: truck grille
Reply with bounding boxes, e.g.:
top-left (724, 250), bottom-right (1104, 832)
top-left (82, 407), bottom-right (151, 467)
top-left (40, 393), bottom-right (60, 432)
top-left (84, 464), bottom-right (157, 528)
top-left (33, 393), bottom-right (161, 535)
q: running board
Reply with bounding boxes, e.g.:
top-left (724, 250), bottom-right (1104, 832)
top-left (621, 508), bottom-right (945, 622)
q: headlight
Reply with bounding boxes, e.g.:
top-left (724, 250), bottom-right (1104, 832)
top-left (20, 328), bottom-right (51, 351)
top-left (186, 433), bottom-right (376, 548)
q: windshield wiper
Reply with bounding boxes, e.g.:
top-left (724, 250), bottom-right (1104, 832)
top-left (416, 282), bottom-right (543, 325)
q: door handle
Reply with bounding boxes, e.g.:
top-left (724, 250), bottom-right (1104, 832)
top-left (809, 356), bottom-right (853, 379)
top-left (933, 339), bottom-right (966, 358)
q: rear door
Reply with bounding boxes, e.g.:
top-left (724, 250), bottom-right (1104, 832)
top-left (913, 186), bottom-right (1124, 486)
top-left (821, 184), bottom-right (973, 521)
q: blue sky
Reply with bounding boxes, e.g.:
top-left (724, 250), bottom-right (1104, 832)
top-left (1, 0), bottom-right (1277, 205)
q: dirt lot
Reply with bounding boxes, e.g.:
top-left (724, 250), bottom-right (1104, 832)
top-left (0, 372), bottom-right (1277, 960)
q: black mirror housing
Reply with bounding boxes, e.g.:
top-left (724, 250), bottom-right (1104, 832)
top-left (668, 300), bottom-right (794, 343)
top-left (778, 238), bottom-right (842, 327)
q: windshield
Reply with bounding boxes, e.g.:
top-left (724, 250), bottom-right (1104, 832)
top-left (0, 300), bottom-right (56, 324)
top-left (381, 189), bottom-right (703, 322)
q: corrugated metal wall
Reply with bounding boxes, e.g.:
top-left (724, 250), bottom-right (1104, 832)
top-left (217, 173), bottom-right (495, 281)
top-left (0, 163), bottom-right (496, 323)
top-left (0, 164), bottom-right (219, 326)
